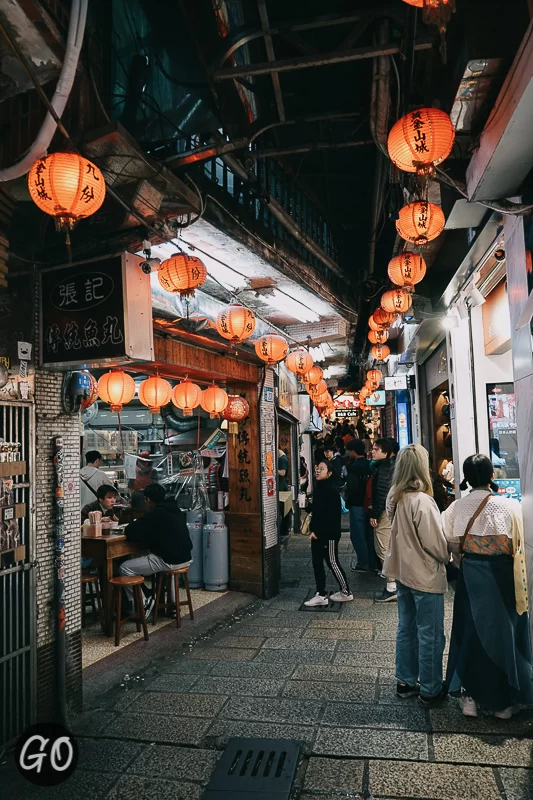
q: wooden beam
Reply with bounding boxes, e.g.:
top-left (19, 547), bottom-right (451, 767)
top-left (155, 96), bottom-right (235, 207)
top-left (258, 0), bottom-right (286, 122)
top-left (151, 335), bottom-right (260, 384)
top-left (213, 40), bottom-right (433, 80)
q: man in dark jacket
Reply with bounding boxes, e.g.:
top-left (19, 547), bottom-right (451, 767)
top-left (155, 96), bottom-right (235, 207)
top-left (345, 440), bottom-right (378, 573)
top-left (120, 484), bottom-right (192, 615)
top-left (369, 439), bottom-right (397, 602)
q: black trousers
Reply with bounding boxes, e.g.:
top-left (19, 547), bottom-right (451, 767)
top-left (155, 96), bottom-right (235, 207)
top-left (311, 537), bottom-right (350, 595)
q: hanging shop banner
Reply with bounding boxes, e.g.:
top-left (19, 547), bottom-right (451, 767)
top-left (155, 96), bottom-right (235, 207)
top-left (334, 392), bottom-right (360, 410)
top-left (40, 252), bottom-right (154, 368)
top-left (385, 376), bottom-right (407, 391)
top-left (396, 392), bottom-right (411, 449)
top-left (365, 390), bottom-right (386, 406)
top-left (278, 362), bottom-right (298, 414)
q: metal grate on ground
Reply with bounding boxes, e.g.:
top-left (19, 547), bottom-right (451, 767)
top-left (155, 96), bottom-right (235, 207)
top-left (202, 737), bottom-right (301, 799)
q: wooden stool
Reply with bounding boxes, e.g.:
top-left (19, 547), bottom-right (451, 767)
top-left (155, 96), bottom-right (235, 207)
top-left (153, 567), bottom-right (194, 628)
top-left (109, 576), bottom-right (149, 647)
top-left (81, 573), bottom-right (104, 632)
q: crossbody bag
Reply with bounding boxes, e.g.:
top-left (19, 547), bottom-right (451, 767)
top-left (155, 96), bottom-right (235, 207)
top-left (446, 494), bottom-right (491, 583)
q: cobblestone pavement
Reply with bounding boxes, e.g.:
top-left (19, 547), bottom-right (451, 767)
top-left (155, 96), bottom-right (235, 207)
top-left (2, 531), bottom-right (533, 798)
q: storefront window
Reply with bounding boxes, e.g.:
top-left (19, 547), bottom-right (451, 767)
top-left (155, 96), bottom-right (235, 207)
top-left (487, 382), bottom-right (521, 500)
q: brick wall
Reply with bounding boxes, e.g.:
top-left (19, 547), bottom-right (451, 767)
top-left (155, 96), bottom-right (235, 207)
top-left (34, 369), bottom-right (82, 716)
top-left (259, 368), bottom-right (280, 598)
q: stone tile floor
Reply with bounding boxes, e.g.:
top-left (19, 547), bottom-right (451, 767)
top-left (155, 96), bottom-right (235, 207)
top-left (2, 532), bottom-right (533, 798)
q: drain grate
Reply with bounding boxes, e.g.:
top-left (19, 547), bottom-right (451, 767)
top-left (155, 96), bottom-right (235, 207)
top-left (298, 589), bottom-right (342, 612)
top-left (202, 737), bottom-right (301, 799)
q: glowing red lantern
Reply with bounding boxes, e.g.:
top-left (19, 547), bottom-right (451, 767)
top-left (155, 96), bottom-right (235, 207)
top-left (201, 384), bottom-right (229, 418)
top-left (286, 348), bottom-right (313, 375)
top-left (368, 329), bottom-right (390, 345)
top-left (301, 365), bottom-right (324, 386)
top-left (223, 395), bottom-right (250, 443)
top-left (381, 288), bottom-right (412, 314)
top-left (81, 372), bottom-right (98, 410)
top-left (28, 152), bottom-right (106, 231)
top-left (388, 252), bottom-right (427, 289)
top-left (388, 108), bottom-right (455, 175)
top-left (371, 345), bottom-right (391, 361)
top-left (138, 375), bottom-right (172, 414)
top-left (367, 369), bottom-right (383, 384)
top-left (396, 201), bottom-right (445, 246)
top-left (254, 334), bottom-right (289, 365)
top-left (172, 379), bottom-right (202, 417)
top-left (158, 253), bottom-right (207, 297)
top-left (216, 304), bottom-right (256, 342)
top-left (373, 308), bottom-right (396, 327)
top-left (97, 370), bottom-right (135, 413)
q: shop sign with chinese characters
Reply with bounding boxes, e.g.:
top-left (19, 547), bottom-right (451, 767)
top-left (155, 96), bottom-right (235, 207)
top-left (40, 252), bottom-right (154, 368)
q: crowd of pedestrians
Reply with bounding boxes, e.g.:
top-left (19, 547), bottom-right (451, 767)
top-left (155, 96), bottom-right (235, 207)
top-left (303, 422), bottom-right (533, 719)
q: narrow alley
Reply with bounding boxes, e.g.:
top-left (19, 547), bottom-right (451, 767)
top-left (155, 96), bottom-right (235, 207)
top-left (3, 531), bottom-right (532, 799)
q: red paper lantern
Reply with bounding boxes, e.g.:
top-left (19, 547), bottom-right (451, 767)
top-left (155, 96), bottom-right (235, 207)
top-left (368, 329), bottom-right (390, 345)
top-left (216, 304), bottom-right (256, 342)
top-left (28, 152), bottom-right (106, 231)
top-left (381, 288), bottom-right (412, 314)
top-left (139, 375), bottom-right (172, 413)
top-left (201, 384), bottom-right (229, 418)
top-left (81, 372), bottom-right (98, 410)
top-left (301, 365), bottom-right (324, 386)
top-left (286, 348), bottom-right (313, 375)
top-left (388, 108), bottom-right (455, 175)
top-left (254, 334), bottom-right (289, 365)
top-left (359, 387), bottom-right (370, 400)
top-left (367, 369), bottom-right (383, 384)
top-left (97, 370), bottom-right (135, 413)
top-left (373, 308), bottom-right (396, 327)
top-left (223, 395), bottom-right (250, 442)
top-left (388, 252), bottom-right (427, 289)
top-left (402, 0), bottom-right (423, 5)
top-left (158, 253), bottom-right (207, 297)
top-left (172, 379), bottom-right (202, 417)
top-left (308, 380), bottom-right (328, 398)
top-left (371, 344), bottom-right (391, 361)
top-left (396, 201), bottom-right (445, 246)
top-left (368, 314), bottom-right (391, 332)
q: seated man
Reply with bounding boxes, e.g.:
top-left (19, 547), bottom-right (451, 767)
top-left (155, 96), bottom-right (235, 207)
top-left (81, 484), bottom-right (119, 523)
top-left (120, 484), bottom-right (192, 617)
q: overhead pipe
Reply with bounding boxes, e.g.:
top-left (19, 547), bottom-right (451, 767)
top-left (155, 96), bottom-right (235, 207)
top-left (0, 0), bottom-right (88, 182)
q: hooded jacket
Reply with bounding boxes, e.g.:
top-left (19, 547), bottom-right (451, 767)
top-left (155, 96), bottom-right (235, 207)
top-left (311, 477), bottom-right (341, 541)
top-left (125, 498), bottom-right (192, 565)
top-left (345, 457), bottom-right (371, 508)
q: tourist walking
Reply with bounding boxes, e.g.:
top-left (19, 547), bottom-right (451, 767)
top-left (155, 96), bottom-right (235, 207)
top-left (345, 439), bottom-right (378, 573)
top-left (384, 445), bottom-right (449, 705)
top-left (443, 454), bottom-right (533, 719)
top-left (304, 459), bottom-right (353, 606)
top-left (369, 438), bottom-right (397, 601)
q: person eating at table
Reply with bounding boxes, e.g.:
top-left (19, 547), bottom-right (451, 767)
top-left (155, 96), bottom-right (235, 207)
top-left (119, 483), bottom-right (192, 617)
top-left (81, 484), bottom-right (119, 524)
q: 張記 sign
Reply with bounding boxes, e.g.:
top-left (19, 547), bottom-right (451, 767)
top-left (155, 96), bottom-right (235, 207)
top-left (40, 252), bottom-right (153, 368)
top-left (384, 375), bottom-right (407, 391)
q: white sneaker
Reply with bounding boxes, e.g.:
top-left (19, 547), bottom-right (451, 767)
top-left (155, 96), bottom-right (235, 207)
top-left (330, 591), bottom-right (354, 603)
top-left (494, 704), bottom-right (520, 720)
top-left (304, 593), bottom-right (329, 607)
top-left (461, 696), bottom-right (478, 717)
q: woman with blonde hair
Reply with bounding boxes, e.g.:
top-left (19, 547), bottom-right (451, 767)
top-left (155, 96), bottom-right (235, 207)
top-left (384, 444), bottom-right (449, 705)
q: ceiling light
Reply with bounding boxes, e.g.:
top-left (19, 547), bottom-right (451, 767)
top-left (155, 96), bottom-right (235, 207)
top-left (442, 308), bottom-right (460, 330)
top-left (468, 285), bottom-right (486, 307)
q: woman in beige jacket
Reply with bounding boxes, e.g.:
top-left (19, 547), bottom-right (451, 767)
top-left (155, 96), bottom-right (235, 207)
top-left (383, 444), bottom-right (449, 706)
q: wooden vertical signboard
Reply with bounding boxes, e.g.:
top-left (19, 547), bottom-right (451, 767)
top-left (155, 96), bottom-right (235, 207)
top-left (226, 382), bottom-right (263, 595)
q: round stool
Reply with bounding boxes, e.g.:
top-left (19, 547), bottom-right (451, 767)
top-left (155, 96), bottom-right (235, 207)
top-left (153, 567), bottom-right (194, 628)
top-left (81, 573), bottom-right (104, 632)
top-left (109, 576), bottom-right (149, 647)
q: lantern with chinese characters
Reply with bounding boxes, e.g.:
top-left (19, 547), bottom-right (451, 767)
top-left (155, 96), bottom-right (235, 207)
top-left (254, 334), bottom-right (289, 365)
top-left (301, 365), bottom-right (324, 386)
top-left (359, 387), bottom-right (370, 400)
top-left (368, 329), bottom-right (389, 345)
top-left (158, 253), bottom-right (207, 297)
top-left (388, 108), bottom-right (455, 176)
top-left (80, 372), bottom-right (98, 410)
top-left (396, 201), bottom-right (445, 246)
top-left (368, 313), bottom-right (393, 332)
top-left (308, 380), bottom-right (328, 398)
top-left (28, 152), bottom-right (106, 231)
top-left (201, 384), bottom-right (229, 418)
top-left (216, 304), bottom-right (256, 342)
top-left (365, 380), bottom-right (379, 392)
top-left (223, 395), bottom-right (250, 445)
top-left (138, 375), bottom-right (172, 414)
top-left (312, 391), bottom-right (330, 408)
top-left (97, 370), bottom-right (135, 413)
top-left (373, 307), bottom-right (396, 327)
top-left (286, 348), bottom-right (313, 375)
top-left (371, 344), bottom-right (391, 361)
top-left (172, 378), bottom-right (202, 417)
top-left (367, 369), bottom-right (383, 385)
top-left (381, 288), bottom-right (412, 314)
top-left (388, 252), bottom-right (426, 290)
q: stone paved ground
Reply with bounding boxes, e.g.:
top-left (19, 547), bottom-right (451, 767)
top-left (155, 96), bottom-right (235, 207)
top-left (2, 531), bottom-right (533, 798)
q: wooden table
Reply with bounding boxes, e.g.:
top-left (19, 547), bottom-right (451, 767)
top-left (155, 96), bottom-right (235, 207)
top-left (81, 533), bottom-right (147, 636)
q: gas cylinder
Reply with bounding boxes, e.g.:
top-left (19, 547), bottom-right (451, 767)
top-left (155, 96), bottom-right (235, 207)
top-left (203, 513), bottom-right (229, 591)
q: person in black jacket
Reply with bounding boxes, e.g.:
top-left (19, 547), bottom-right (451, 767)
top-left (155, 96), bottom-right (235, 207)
top-left (120, 484), bottom-right (192, 615)
top-left (369, 439), bottom-right (397, 602)
top-left (345, 440), bottom-right (378, 573)
top-left (304, 460), bottom-right (353, 607)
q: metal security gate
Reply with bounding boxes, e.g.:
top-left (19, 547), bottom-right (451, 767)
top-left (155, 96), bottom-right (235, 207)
top-left (0, 402), bottom-right (36, 746)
